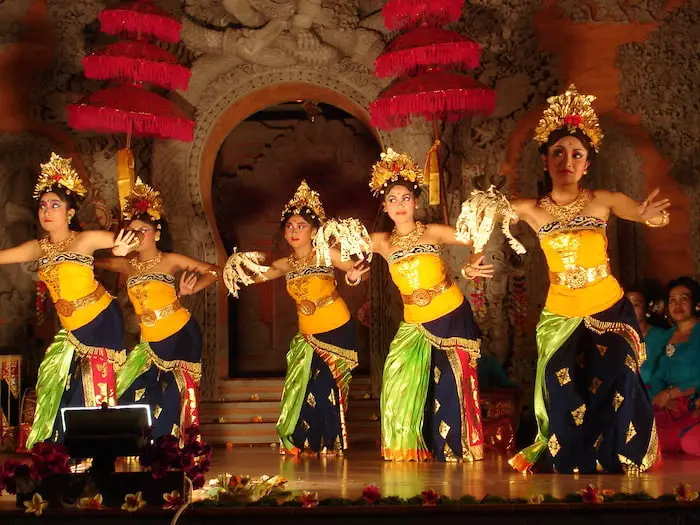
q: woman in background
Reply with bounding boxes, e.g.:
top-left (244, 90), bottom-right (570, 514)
top-left (648, 277), bottom-right (700, 455)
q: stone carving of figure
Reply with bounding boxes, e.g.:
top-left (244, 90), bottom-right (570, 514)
top-left (181, 0), bottom-right (385, 68)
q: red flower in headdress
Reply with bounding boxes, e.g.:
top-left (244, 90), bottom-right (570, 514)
top-left (134, 198), bottom-right (150, 214)
top-left (563, 114), bottom-right (583, 128)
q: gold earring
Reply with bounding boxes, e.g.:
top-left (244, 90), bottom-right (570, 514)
top-left (155, 233), bottom-right (161, 241)
top-left (583, 169), bottom-right (588, 175)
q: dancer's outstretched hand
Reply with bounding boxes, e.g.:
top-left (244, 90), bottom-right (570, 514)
top-left (638, 188), bottom-right (670, 225)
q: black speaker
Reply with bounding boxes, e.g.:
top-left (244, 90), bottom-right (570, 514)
top-left (61, 403), bottom-right (152, 472)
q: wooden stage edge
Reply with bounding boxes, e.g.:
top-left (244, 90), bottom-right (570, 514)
top-left (2, 446), bottom-right (700, 524)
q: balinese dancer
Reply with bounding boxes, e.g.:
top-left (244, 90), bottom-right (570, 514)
top-left (223, 180), bottom-right (365, 456)
top-left (0, 154), bottom-right (135, 448)
top-left (97, 179), bottom-right (218, 439)
top-left (369, 149), bottom-right (493, 462)
top-left (465, 85), bottom-right (666, 474)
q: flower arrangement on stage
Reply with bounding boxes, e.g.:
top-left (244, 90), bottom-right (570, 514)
top-left (190, 481), bottom-right (700, 509)
top-left (138, 425), bottom-right (212, 489)
top-left (0, 443), bottom-right (70, 496)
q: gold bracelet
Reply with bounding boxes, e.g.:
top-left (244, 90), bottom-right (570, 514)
top-left (645, 212), bottom-right (669, 228)
top-left (461, 264), bottom-right (476, 280)
top-left (344, 273), bottom-right (361, 287)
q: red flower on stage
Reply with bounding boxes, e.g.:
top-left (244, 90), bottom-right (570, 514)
top-left (580, 484), bottom-right (604, 504)
top-left (30, 443), bottom-right (70, 480)
top-left (421, 489), bottom-right (440, 506)
top-left (362, 484), bottom-right (381, 504)
top-left (299, 490), bottom-right (319, 508)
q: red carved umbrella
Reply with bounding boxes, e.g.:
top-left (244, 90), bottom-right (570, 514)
top-left (67, 84), bottom-right (194, 142)
top-left (83, 41), bottom-right (191, 91)
top-left (374, 27), bottom-right (481, 78)
top-left (99, 0), bottom-right (181, 43)
top-left (382, 0), bottom-right (463, 31)
top-left (369, 71), bottom-right (495, 130)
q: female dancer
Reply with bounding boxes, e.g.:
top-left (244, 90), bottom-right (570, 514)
top-left (504, 85), bottom-right (667, 473)
top-left (97, 179), bottom-right (218, 439)
top-left (369, 149), bottom-right (492, 462)
top-left (648, 277), bottom-right (700, 455)
top-left (0, 153), bottom-right (135, 448)
top-left (224, 180), bottom-right (365, 456)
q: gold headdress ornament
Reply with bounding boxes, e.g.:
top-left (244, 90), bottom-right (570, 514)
top-left (534, 84), bottom-right (604, 152)
top-left (281, 180), bottom-right (327, 224)
top-left (369, 148), bottom-right (425, 197)
top-left (34, 153), bottom-right (88, 200)
top-left (122, 177), bottom-right (165, 222)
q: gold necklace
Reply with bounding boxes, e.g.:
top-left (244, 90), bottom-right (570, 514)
top-left (39, 231), bottom-right (77, 258)
top-left (390, 221), bottom-right (426, 251)
top-left (288, 250), bottom-right (315, 272)
top-left (539, 189), bottom-right (591, 224)
top-left (129, 251), bottom-right (163, 274)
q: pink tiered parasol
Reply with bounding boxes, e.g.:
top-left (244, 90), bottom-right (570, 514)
top-left (99, 0), bottom-right (182, 43)
top-left (83, 41), bottom-right (191, 91)
top-left (374, 27), bottom-right (482, 78)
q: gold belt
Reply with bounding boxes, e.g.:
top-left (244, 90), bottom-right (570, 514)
top-left (139, 300), bottom-right (183, 327)
top-left (401, 279), bottom-right (453, 307)
top-left (55, 285), bottom-right (107, 317)
top-left (297, 290), bottom-right (340, 316)
top-left (550, 263), bottom-right (610, 290)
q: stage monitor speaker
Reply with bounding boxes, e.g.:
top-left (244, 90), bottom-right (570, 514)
top-left (60, 404), bottom-right (152, 471)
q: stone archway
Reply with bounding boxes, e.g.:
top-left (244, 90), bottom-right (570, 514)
top-left (152, 66), bottom-right (432, 399)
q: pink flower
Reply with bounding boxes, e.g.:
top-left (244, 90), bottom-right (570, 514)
top-left (421, 489), bottom-right (440, 507)
top-left (362, 484), bottom-right (381, 504)
top-left (580, 484), bottom-right (604, 504)
top-left (299, 491), bottom-right (319, 508)
top-left (163, 490), bottom-right (185, 510)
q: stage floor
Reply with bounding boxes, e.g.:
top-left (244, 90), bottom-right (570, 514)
top-left (2, 445), bottom-right (700, 507)
top-left (204, 446), bottom-right (700, 500)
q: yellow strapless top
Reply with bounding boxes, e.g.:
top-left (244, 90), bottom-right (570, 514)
top-left (539, 216), bottom-right (623, 317)
top-left (286, 266), bottom-right (350, 335)
top-left (127, 273), bottom-right (191, 342)
top-left (388, 244), bottom-right (463, 324)
top-left (38, 251), bottom-right (112, 331)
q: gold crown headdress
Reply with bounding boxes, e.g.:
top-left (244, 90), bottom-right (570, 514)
top-left (34, 153), bottom-right (88, 200)
top-left (122, 177), bottom-right (165, 222)
top-left (281, 180), bottom-right (327, 223)
top-left (369, 148), bottom-right (425, 197)
top-left (533, 84), bottom-right (603, 152)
